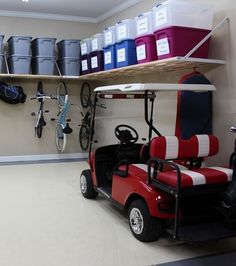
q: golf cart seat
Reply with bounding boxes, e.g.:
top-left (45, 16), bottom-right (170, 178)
top-left (128, 135), bottom-right (233, 190)
top-left (149, 134), bottom-right (233, 189)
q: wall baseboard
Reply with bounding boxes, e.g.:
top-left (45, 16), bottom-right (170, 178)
top-left (0, 153), bottom-right (88, 163)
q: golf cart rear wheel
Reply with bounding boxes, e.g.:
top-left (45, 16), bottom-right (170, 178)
top-left (80, 169), bottom-right (98, 199)
top-left (128, 199), bottom-right (163, 242)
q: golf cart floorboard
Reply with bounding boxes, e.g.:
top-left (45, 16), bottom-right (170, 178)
top-left (167, 221), bottom-right (236, 242)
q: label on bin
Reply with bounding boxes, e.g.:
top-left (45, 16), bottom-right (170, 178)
top-left (136, 44), bottom-right (146, 61)
top-left (81, 43), bottom-right (88, 55)
top-left (155, 7), bottom-right (167, 27)
top-left (105, 51), bottom-right (112, 65)
top-left (92, 38), bottom-right (98, 51)
top-left (117, 48), bottom-right (126, 62)
top-left (156, 37), bottom-right (170, 56)
top-left (105, 31), bottom-right (113, 46)
top-left (117, 25), bottom-right (127, 41)
top-left (82, 60), bottom-right (88, 71)
top-left (91, 56), bottom-right (98, 69)
top-left (137, 18), bottom-right (148, 35)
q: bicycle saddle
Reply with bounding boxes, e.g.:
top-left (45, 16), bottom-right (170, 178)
top-left (63, 123), bottom-right (73, 134)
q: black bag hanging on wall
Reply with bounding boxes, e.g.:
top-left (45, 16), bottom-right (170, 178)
top-left (0, 81), bottom-right (27, 104)
top-left (175, 71), bottom-right (212, 139)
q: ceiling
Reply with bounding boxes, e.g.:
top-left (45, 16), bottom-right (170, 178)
top-left (0, 0), bottom-right (143, 23)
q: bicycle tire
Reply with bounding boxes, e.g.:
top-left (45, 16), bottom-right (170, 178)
top-left (79, 124), bottom-right (90, 151)
top-left (80, 82), bottom-right (91, 108)
top-left (57, 81), bottom-right (68, 108)
top-left (36, 117), bottom-right (43, 138)
top-left (56, 123), bottom-right (67, 152)
top-left (37, 81), bottom-right (44, 103)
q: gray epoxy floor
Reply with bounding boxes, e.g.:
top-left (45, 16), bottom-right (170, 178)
top-left (0, 161), bottom-right (236, 266)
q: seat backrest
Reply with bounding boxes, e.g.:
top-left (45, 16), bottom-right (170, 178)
top-left (150, 135), bottom-right (219, 160)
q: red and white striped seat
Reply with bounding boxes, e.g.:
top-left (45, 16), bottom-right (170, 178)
top-left (127, 135), bottom-right (233, 188)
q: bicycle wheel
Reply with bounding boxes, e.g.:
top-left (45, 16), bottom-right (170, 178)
top-left (36, 117), bottom-right (44, 138)
top-left (80, 82), bottom-right (91, 108)
top-left (57, 81), bottom-right (68, 108)
top-left (79, 124), bottom-right (90, 151)
top-left (37, 81), bottom-right (44, 103)
top-left (56, 123), bottom-right (67, 152)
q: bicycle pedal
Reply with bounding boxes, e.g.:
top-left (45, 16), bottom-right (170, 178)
top-left (31, 112), bottom-right (36, 116)
top-left (45, 110), bottom-right (49, 113)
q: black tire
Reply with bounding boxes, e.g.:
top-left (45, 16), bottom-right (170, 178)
top-left (80, 169), bottom-right (98, 199)
top-left (81, 82), bottom-right (91, 108)
top-left (57, 81), bottom-right (68, 108)
top-left (37, 81), bottom-right (44, 103)
top-left (79, 124), bottom-right (90, 151)
top-left (36, 117), bottom-right (44, 138)
top-left (128, 199), bottom-right (163, 242)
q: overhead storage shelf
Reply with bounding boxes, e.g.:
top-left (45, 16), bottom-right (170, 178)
top-left (0, 57), bottom-right (225, 82)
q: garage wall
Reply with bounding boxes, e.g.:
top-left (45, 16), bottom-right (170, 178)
top-left (0, 17), bottom-right (99, 161)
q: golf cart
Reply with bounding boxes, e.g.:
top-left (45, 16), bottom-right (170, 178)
top-left (80, 82), bottom-right (236, 243)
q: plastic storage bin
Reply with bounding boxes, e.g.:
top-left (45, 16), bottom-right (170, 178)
top-left (154, 26), bottom-right (211, 60)
top-left (152, 0), bottom-right (213, 31)
top-left (80, 38), bottom-right (91, 56)
top-left (31, 38), bottom-right (56, 57)
top-left (0, 35), bottom-right (4, 54)
top-left (0, 54), bottom-right (4, 73)
top-left (8, 36), bottom-right (32, 55)
top-left (8, 55), bottom-right (31, 74)
top-left (135, 12), bottom-right (153, 38)
top-left (32, 56), bottom-right (55, 75)
top-left (135, 34), bottom-right (158, 64)
top-left (89, 51), bottom-right (104, 73)
top-left (104, 45), bottom-right (116, 70)
top-left (57, 39), bottom-right (80, 58)
top-left (81, 55), bottom-right (91, 75)
top-left (116, 19), bottom-right (136, 42)
top-left (91, 34), bottom-right (104, 52)
top-left (103, 26), bottom-right (116, 48)
top-left (115, 40), bottom-right (137, 68)
top-left (57, 57), bottom-right (80, 76)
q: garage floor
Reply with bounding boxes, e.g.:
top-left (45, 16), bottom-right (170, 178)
top-left (0, 161), bottom-right (236, 266)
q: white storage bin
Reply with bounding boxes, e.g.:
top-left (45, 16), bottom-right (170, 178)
top-left (152, 0), bottom-right (213, 31)
top-left (116, 19), bottom-right (136, 42)
top-left (103, 26), bottom-right (116, 47)
top-left (135, 12), bottom-right (153, 37)
top-left (80, 38), bottom-right (91, 56)
top-left (90, 33), bottom-right (104, 52)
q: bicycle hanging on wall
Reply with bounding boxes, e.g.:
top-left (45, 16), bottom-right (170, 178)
top-left (31, 81), bottom-right (56, 138)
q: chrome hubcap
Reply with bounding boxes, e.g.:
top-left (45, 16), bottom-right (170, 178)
top-left (80, 175), bottom-right (87, 193)
top-left (130, 208), bottom-right (144, 235)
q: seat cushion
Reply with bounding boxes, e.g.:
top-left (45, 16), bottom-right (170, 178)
top-left (157, 167), bottom-right (232, 188)
top-left (127, 164), bottom-right (232, 188)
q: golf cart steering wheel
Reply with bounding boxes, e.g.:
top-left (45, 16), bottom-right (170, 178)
top-left (115, 124), bottom-right (139, 144)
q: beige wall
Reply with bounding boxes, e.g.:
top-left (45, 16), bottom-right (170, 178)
top-left (0, 0), bottom-right (235, 164)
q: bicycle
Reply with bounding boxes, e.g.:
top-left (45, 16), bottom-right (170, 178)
top-left (51, 81), bottom-right (83, 152)
top-left (79, 82), bottom-right (106, 151)
top-left (31, 81), bottom-right (55, 138)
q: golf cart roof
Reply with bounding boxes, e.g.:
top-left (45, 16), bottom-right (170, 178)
top-left (94, 83), bottom-right (216, 93)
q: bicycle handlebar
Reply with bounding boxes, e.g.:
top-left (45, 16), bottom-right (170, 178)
top-left (30, 94), bottom-right (57, 100)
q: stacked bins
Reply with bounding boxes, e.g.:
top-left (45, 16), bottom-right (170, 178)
top-left (7, 36), bottom-right (32, 74)
top-left (135, 12), bottom-right (158, 64)
top-left (89, 34), bottom-right (104, 73)
top-left (31, 38), bottom-right (56, 75)
top-left (103, 26), bottom-right (116, 70)
top-left (115, 19), bottom-right (137, 68)
top-left (0, 35), bottom-right (4, 73)
top-left (80, 38), bottom-right (91, 75)
top-left (57, 39), bottom-right (80, 76)
top-left (152, 0), bottom-right (213, 59)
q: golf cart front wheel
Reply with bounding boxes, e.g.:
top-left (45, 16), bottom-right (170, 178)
top-left (128, 199), bottom-right (163, 242)
top-left (80, 169), bottom-right (98, 199)
top-left (56, 123), bottom-right (66, 152)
